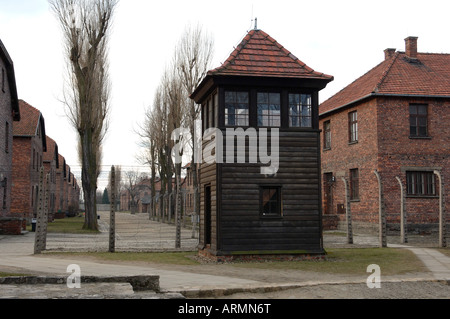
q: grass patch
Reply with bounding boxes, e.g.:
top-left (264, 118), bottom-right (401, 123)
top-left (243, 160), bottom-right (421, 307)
top-left (47, 248), bottom-right (427, 276)
top-left (46, 216), bottom-right (100, 234)
top-left (231, 248), bottom-right (426, 276)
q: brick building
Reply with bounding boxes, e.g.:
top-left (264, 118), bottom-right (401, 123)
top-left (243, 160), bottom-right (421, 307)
top-left (11, 100), bottom-right (47, 231)
top-left (120, 177), bottom-right (161, 214)
top-left (319, 37), bottom-right (450, 234)
top-left (43, 136), bottom-right (59, 222)
top-left (67, 171), bottom-right (80, 216)
top-left (55, 154), bottom-right (67, 217)
top-left (0, 39), bottom-right (21, 235)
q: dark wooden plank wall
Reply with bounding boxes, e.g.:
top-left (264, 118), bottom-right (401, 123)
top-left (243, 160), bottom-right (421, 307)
top-left (199, 160), bottom-right (217, 250)
top-left (218, 130), bottom-right (323, 254)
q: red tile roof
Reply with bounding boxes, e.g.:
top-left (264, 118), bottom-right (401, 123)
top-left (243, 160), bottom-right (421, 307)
top-left (43, 136), bottom-right (58, 163)
top-left (209, 29), bottom-right (333, 81)
top-left (320, 51), bottom-right (450, 115)
top-left (13, 100), bottom-right (42, 136)
top-left (57, 154), bottom-right (66, 174)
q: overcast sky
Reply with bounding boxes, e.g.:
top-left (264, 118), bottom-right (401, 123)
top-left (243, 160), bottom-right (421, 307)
top-left (1, 0), bottom-right (449, 186)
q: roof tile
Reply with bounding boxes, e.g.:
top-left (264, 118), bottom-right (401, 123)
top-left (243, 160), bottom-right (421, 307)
top-left (209, 29), bottom-right (333, 80)
top-left (320, 51), bottom-right (450, 115)
top-left (13, 100), bottom-right (41, 137)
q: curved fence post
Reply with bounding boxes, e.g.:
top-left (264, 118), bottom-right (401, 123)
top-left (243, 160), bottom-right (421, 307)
top-left (374, 170), bottom-right (387, 248)
top-left (434, 170), bottom-right (446, 248)
top-left (34, 167), bottom-right (45, 254)
top-left (341, 177), bottom-right (353, 244)
top-left (395, 176), bottom-right (407, 244)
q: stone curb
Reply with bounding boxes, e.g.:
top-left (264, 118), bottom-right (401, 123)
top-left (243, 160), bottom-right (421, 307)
top-left (0, 275), bottom-right (160, 292)
top-left (167, 278), bottom-right (450, 298)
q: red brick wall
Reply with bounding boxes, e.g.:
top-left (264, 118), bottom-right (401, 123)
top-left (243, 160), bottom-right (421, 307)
top-left (0, 57), bottom-right (13, 218)
top-left (11, 134), bottom-right (44, 225)
top-left (377, 97), bottom-right (450, 230)
top-left (320, 96), bottom-right (450, 232)
top-left (320, 98), bottom-right (380, 225)
top-left (0, 56), bottom-right (18, 234)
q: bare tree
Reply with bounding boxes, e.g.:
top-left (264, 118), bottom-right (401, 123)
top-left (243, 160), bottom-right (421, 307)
top-left (123, 170), bottom-right (141, 214)
top-left (136, 94), bottom-right (162, 219)
top-left (176, 24), bottom-right (214, 219)
top-left (50, 0), bottom-right (118, 230)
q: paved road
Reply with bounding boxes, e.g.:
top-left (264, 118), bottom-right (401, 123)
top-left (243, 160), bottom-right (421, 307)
top-left (0, 213), bottom-right (449, 299)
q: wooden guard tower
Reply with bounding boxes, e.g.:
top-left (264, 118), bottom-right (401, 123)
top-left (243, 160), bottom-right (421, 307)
top-left (190, 28), bottom-right (333, 260)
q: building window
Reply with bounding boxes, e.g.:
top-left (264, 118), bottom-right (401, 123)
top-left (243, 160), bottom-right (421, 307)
top-left (289, 94), bottom-right (312, 128)
top-left (410, 104), bottom-right (428, 137)
top-left (260, 186), bottom-right (282, 217)
top-left (350, 169), bottom-right (359, 200)
top-left (214, 93), bottom-right (219, 127)
top-left (348, 111), bottom-right (358, 143)
top-left (257, 92), bottom-right (281, 127)
top-left (323, 120), bottom-right (331, 149)
top-left (225, 91), bottom-right (249, 126)
top-left (208, 98), bottom-right (213, 129)
top-left (5, 122), bottom-right (9, 153)
top-left (407, 171), bottom-right (436, 196)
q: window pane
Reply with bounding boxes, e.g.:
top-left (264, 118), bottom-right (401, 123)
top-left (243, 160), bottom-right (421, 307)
top-left (225, 91), bottom-right (249, 126)
top-left (269, 93), bottom-right (280, 105)
top-left (289, 94), bottom-right (312, 128)
top-left (257, 92), bottom-right (268, 104)
top-left (214, 93), bottom-right (218, 127)
top-left (261, 187), bottom-right (280, 216)
top-left (406, 171), bottom-right (435, 196)
top-left (418, 105), bottom-right (427, 115)
top-left (418, 117), bottom-right (427, 126)
top-left (237, 92), bottom-right (249, 104)
top-left (225, 91), bottom-right (235, 103)
top-left (418, 126), bottom-right (427, 137)
top-left (258, 93), bottom-right (280, 127)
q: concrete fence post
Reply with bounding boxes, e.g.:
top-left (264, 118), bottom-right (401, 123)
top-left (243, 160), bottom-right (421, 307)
top-left (434, 170), bottom-right (446, 248)
top-left (34, 167), bottom-right (45, 254)
top-left (374, 170), bottom-right (387, 248)
top-left (175, 179), bottom-right (182, 249)
top-left (109, 166), bottom-right (116, 253)
top-left (341, 177), bottom-right (353, 244)
top-left (41, 173), bottom-right (50, 251)
top-left (395, 176), bottom-right (407, 244)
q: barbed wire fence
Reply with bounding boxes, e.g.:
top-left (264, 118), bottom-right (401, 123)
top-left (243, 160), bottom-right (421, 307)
top-left (45, 165), bottom-right (200, 252)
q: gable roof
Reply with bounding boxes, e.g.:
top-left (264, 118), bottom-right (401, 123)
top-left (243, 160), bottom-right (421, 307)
top-left (57, 154), bottom-right (66, 177)
top-left (14, 100), bottom-right (47, 151)
top-left (210, 29), bottom-right (333, 80)
top-left (43, 136), bottom-right (59, 167)
top-left (320, 49), bottom-right (450, 116)
top-left (0, 39), bottom-right (20, 121)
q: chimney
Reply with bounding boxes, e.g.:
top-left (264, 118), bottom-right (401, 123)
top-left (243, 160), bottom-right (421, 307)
top-left (384, 48), bottom-right (396, 60)
top-left (405, 36), bottom-right (418, 60)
